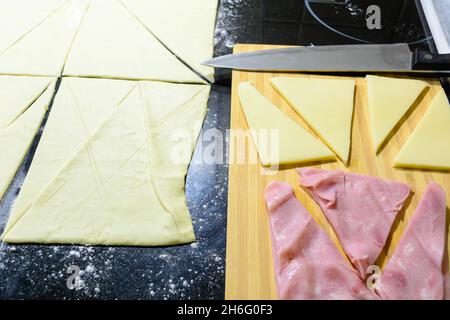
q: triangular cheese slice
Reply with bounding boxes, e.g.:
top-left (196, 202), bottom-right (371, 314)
top-left (395, 89), bottom-right (450, 170)
top-left (297, 168), bottom-right (411, 278)
top-left (377, 182), bottom-right (446, 300)
top-left (270, 77), bottom-right (355, 165)
top-left (0, 79), bottom-right (55, 199)
top-left (122, 0), bottom-right (218, 82)
top-left (0, 0), bottom-right (66, 52)
top-left (265, 181), bottom-right (376, 300)
top-left (366, 75), bottom-right (428, 153)
top-left (63, 0), bottom-right (204, 83)
top-left (0, 75), bottom-right (52, 128)
top-left (2, 79), bottom-right (210, 246)
top-left (3, 77), bottom-right (139, 232)
top-left (238, 82), bottom-right (335, 167)
top-left (0, 0), bottom-right (89, 76)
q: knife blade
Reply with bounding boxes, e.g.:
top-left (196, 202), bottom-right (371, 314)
top-left (203, 43), bottom-right (450, 74)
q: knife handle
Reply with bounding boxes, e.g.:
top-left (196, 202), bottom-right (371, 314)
top-left (412, 49), bottom-right (450, 71)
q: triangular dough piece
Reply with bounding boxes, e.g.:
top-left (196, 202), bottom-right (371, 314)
top-left (265, 181), bottom-right (376, 300)
top-left (3, 77), bottom-right (138, 233)
top-left (0, 80), bottom-right (56, 199)
top-left (121, 0), bottom-right (218, 82)
top-left (377, 182), bottom-right (446, 300)
top-left (0, 75), bottom-right (52, 128)
top-left (297, 168), bottom-right (411, 278)
top-left (270, 77), bottom-right (355, 165)
top-left (0, 0), bottom-right (67, 52)
top-left (395, 89), bottom-right (450, 170)
top-left (63, 0), bottom-right (204, 83)
top-left (366, 75), bottom-right (428, 153)
top-left (0, 0), bottom-right (89, 76)
top-left (2, 79), bottom-right (210, 246)
top-left (238, 82), bottom-right (335, 167)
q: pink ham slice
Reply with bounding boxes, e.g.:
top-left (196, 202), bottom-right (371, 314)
top-left (376, 182), bottom-right (447, 300)
top-left (297, 168), bottom-right (411, 278)
top-left (265, 181), bottom-right (376, 300)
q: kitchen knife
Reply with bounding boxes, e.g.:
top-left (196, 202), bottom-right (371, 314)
top-left (203, 43), bottom-right (450, 74)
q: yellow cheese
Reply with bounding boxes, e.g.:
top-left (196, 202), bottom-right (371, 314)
top-left (237, 82), bottom-right (335, 167)
top-left (63, 0), bottom-right (204, 83)
top-left (366, 75), bottom-right (428, 153)
top-left (0, 0), bottom-right (89, 76)
top-left (395, 89), bottom-right (450, 171)
top-left (270, 77), bottom-right (355, 165)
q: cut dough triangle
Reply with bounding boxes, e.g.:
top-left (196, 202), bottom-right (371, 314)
top-left (63, 0), bottom-right (204, 83)
top-left (122, 0), bottom-right (218, 82)
top-left (0, 79), bottom-right (56, 199)
top-left (238, 82), bottom-right (335, 167)
top-left (0, 75), bottom-right (52, 128)
top-left (0, 0), bottom-right (89, 76)
top-left (0, 0), bottom-right (67, 52)
top-left (298, 168), bottom-right (411, 278)
top-left (376, 183), bottom-right (446, 300)
top-left (2, 78), bottom-right (210, 246)
top-left (270, 77), bottom-right (355, 165)
top-left (4, 77), bottom-right (139, 231)
top-left (395, 89), bottom-right (450, 171)
top-left (366, 75), bottom-right (428, 153)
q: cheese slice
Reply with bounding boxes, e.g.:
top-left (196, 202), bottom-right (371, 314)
top-left (0, 0), bottom-right (89, 76)
top-left (366, 75), bottom-right (428, 153)
top-left (0, 75), bottom-right (52, 128)
top-left (0, 79), bottom-right (56, 199)
top-left (238, 82), bottom-right (335, 167)
top-left (394, 89), bottom-right (450, 170)
top-left (63, 0), bottom-right (204, 83)
top-left (121, 0), bottom-right (218, 82)
top-left (270, 77), bottom-right (355, 165)
top-left (2, 78), bottom-right (210, 246)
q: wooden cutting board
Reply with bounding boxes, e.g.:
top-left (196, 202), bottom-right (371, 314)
top-left (225, 44), bottom-right (450, 300)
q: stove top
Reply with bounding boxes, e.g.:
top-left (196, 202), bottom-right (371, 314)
top-left (215, 0), bottom-right (435, 58)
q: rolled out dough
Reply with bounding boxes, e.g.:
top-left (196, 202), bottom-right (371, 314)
top-left (63, 0), bottom-right (205, 83)
top-left (0, 0), bottom-right (89, 76)
top-left (121, 0), bottom-right (218, 82)
top-left (0, 77), bottom-right (56, 200)
top-left (2, 78), bottom-right (210, 246)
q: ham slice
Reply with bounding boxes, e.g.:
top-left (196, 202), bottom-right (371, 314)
top-left (297, 168), bottom-right (411, 278)
top-left (376, 182), bottom-right (446, 300)
top-left (265, 181), bottom-right (376, 300)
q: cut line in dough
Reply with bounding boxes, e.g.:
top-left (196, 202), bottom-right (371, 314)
top-left (2, 77), bottom-right (210, 246)
top-left (0, 0), bottom-right (89, 76)
top-left (121, 0), bottom-right (218, 83)
top-left (0, 77), bottom-right (56, 200)
top-left (63, 0), bottom-right (206, 83)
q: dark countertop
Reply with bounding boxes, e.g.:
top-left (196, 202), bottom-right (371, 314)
top-left (0, 0), bottom-right (436, 300)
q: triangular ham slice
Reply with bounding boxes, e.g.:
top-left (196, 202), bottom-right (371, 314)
top-left (297, 168), bottom-right (411, 278)
top-left (265, 181), bottom-right (376, 300)
top-left (376, 182), bottom-right (446, 300)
